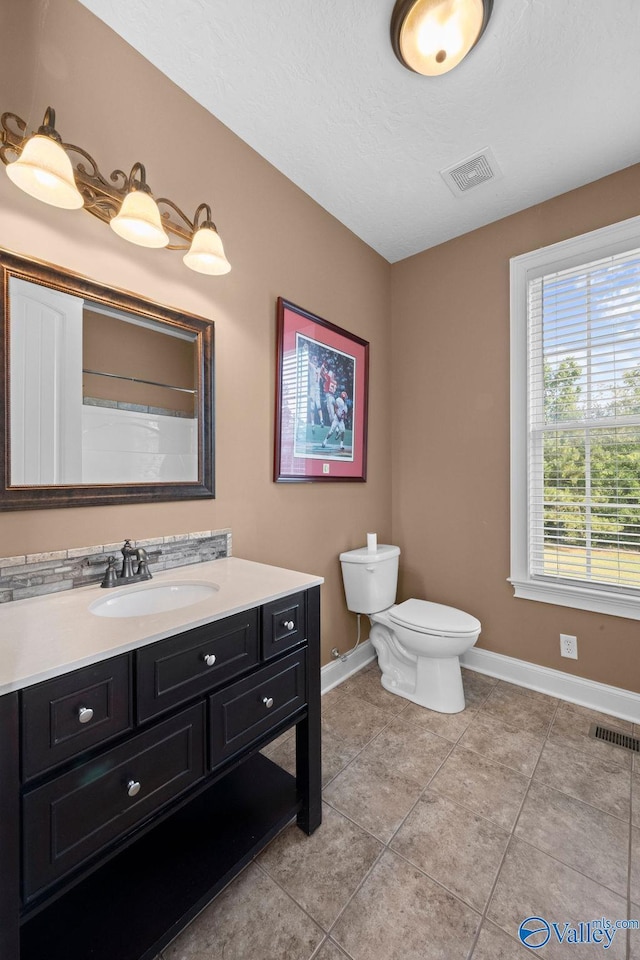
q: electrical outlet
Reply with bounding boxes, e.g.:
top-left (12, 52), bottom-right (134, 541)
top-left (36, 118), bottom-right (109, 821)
top-left (560, 634), bottom-right (578, 659)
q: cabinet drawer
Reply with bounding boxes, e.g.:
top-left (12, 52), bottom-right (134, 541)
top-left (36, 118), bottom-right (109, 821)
top-left (136, 608), bottom-right (259, 722)
top-left (261, 591), bottom-right (306, 659)
top-left (209, 648), bottom-right (307, 766)
top-left (21, 655), bottom-right (132, 781)
top-left (22, 702), bottom-right (205, 902)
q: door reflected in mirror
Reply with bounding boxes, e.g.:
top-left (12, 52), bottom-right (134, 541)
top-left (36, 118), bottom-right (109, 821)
top-left (0, 249), bottom-right (214, 510)
top-left (10, 277), bottom-right (198, 485)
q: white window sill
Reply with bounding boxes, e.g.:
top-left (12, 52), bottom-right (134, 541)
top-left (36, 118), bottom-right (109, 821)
top-left (508, 577), bottom-right (640, 622)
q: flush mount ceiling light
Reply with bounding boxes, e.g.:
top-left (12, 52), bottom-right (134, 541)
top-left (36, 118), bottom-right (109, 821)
top-left (391, 0), bottom-right (493, 76)
top-left (0, 107), bottom-right (231, 275)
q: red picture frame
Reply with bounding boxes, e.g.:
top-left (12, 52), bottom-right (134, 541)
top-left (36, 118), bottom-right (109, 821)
top-left (274, 298), bottom-right (369, 482)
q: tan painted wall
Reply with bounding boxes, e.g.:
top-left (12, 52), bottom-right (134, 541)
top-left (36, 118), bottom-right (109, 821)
top-left (3, 1), bottom-right (639, 688)
top-left (0, 0), bottom-right (392, 665)
top-left (390, 164), bottom-right (640, 692)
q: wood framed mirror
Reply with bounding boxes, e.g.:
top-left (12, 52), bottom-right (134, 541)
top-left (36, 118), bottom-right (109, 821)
top-left (0, 249), bottom-right (214, 510)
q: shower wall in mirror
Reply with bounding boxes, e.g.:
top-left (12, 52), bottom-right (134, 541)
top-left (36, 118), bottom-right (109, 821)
top-left (0, 249), bottom-right (214, 510)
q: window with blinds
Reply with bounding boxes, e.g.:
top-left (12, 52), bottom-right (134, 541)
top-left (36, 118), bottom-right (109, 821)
top-left (528, 248), bottom-right (640, 591)
top-left (510, 217), bottom-right (640, 619)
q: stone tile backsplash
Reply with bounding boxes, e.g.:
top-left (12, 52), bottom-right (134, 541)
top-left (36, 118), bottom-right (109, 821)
top-left (0, 529), bottom-right (232, 603)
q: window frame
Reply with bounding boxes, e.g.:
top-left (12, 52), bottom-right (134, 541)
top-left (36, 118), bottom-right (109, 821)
top-left (510, 214), bottom-right (640, 621)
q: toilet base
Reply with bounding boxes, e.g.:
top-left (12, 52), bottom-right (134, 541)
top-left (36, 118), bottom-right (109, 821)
top-left (379, 655), bottom-right (466, 714)
top-left (369, 619), bottom-right (468, 714)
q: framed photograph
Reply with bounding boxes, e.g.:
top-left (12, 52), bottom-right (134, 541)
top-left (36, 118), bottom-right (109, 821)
top-left (275, 298), bottom-right (369, 482)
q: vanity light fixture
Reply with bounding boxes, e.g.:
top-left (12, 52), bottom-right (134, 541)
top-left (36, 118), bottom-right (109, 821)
top-left (183, 203), bottom-right (231, 276)
top-left (4, 107), bottom-right (84, 209)
top-left (0, 107), bottom-right (231, 274)
top-left (109, 163), bottom-right (169, 249)
top-left (391, 0), bottom-right (493, 76)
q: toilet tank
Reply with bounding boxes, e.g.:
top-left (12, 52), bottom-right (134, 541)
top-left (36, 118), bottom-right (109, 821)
top-left (339, 545), bottom-right (400, 614)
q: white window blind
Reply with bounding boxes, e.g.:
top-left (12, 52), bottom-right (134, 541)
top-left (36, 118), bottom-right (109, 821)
top-left (528, 247), bottom-right (640, 593)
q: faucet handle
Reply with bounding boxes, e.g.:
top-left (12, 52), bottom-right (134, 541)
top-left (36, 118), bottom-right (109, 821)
top-left (100, 556), bottom-right (119, 589)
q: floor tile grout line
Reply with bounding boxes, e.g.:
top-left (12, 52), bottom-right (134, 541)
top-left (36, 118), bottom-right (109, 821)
top-left (375, 736), bottom-right (457, 846)
top-left (307, 936), bottom-right (330, 960)
top-left (320, 682), bottom-right (505, 957)
top-left (322, 935), bottom-right (354, 959)
top-left (444, 733), bottom-right (544, 780)
top-left (253, 692), bottom-right (434, 947)
top-left (385, 845), bottom-right (487, 918)
top-left (159, 858), bottom-right (260, 959)
top-left (530, 767), bottom-right (633, 825)
top-left (252, 859), bottom-right (330, 945)
top-left (520, 694), bottom-right (635, 821)
top-left (547, 730), bottom-right (635, 774)
top-left (326, 674), bottom-right (635, 957)
top-left (322, 679), bottom-right (500, 845)
top-left (416, 700), bottom-right (538, 834)
top-left (530, 736), bottom-right (633, 823)
top-left (463, 694), bottom-right (562, 959)
top-left (509, 834), bottom-right (632, 919)
top-left (163, 670), bottom-right (639, 960)
top-left (321, 684), bottom-right (490, 795)
top-left (319, 698), bottom-right (415, 791)
top-left (320, 674), bottom-right (635, 956)
top-left (529, 764), bottom-right (634, 826)
top-left (320, 693), bottom-right (456, 792)
top-left (319, 794), bottom-right (396, 846)
top-left (424, 780), bottom-right (522, 835)
top-left (308, 934), bottom-right (354, 960)
top-left (320, 729), bottom-right (461, 945)
top-left (323, 844), bottom-right (389, 949)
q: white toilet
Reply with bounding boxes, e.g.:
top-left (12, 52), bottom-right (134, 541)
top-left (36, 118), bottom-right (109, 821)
top-left (339, 544), bottom-right (481, 714)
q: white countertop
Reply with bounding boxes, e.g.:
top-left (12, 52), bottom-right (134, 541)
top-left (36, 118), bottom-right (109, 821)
top-left (0, 557), bottom-right (323, 695)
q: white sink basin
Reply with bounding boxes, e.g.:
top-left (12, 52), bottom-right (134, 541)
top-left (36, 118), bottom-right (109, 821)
top-left (89, 580), bottom-right (218, 618)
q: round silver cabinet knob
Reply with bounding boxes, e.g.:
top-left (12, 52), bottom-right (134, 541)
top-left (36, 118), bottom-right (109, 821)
top-left (203, 653), bottom-right (216, 667)
top-left (77, 706), bottom-right (94, 724)
top-left (262, 696), bottom-right (274, 709)
top-left (127, 780), bottom-right (141, 798)
top-left (283, 620), bottom-right (295, 631)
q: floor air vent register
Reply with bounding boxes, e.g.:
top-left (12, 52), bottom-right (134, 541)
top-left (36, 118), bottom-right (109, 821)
top-left (589, 722), bottom-right (640, 753)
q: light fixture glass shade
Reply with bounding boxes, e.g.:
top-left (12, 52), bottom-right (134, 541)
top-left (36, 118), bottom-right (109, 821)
top-left (393, 0), bottom-right (488, 76)
top-left (6, 133), bottom-right (84, 209)
top-left (110, 188), bottom-right (169, 248)
top-left (183, 224), bottom-right (231, 275)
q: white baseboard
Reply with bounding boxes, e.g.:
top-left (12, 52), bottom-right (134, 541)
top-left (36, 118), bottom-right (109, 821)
top-left (461, 647), bottom-right (640, 724)
top-left (321, 637), bottom-right (640, 723)
top-left (321, 639), bottom-right (376, 695)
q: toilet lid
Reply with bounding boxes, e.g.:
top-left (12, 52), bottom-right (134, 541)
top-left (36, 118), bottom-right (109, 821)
top-left (389, 599), bottom-right (481, 637)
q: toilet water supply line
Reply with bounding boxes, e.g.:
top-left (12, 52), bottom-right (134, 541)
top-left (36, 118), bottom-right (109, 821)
top-left (332, 614), bottom-right (362, 663)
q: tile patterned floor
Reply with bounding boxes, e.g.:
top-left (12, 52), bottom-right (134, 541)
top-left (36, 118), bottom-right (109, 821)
top-left (160, 664), bottom-right (640, 960)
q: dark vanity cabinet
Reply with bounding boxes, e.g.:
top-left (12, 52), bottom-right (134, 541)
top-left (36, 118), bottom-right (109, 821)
top-left (0, 585), bottom-right (321, 960)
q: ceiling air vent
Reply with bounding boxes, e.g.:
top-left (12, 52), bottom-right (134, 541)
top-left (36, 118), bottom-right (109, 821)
top-left (441, 147), bottom-right (502, 197)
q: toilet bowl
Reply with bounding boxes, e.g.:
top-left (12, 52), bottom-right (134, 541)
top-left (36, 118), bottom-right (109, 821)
top-left (340, 545), bottom-right (481, 714)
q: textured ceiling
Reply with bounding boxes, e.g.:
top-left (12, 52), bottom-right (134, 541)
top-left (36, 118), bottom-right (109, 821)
top-left (78, 0), bottom-right (640, 263)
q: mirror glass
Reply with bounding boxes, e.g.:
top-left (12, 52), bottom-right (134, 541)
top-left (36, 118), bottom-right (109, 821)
top-left (0, 250), bottom-right (214, 510)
